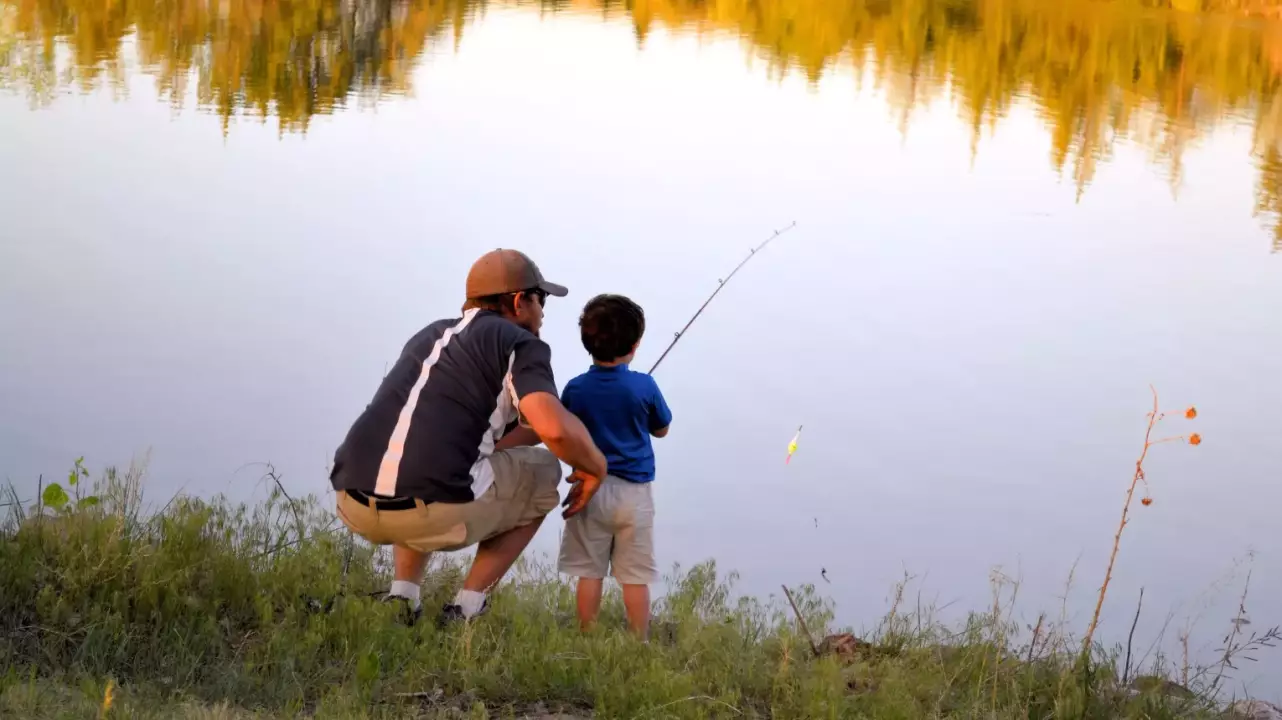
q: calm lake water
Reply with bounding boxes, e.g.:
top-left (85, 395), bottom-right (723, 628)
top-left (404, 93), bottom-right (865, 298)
top-left (3, 0), bottom-right (1282, 699)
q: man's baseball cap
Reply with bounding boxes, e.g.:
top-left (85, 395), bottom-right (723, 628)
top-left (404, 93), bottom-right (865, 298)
top-left (465, 249), bottom-right (569, 300)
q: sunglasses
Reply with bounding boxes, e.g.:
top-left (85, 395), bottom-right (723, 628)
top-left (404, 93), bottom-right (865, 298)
top-left (521, 288), bottom-right (547, 307)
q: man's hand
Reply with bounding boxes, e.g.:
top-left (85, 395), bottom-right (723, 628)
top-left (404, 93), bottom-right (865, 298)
top-left (561, 469), bottom-right (602, 519)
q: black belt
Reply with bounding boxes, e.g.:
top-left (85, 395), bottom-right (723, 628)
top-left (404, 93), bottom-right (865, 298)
top-left (344, 489), bottom-right (422, 511)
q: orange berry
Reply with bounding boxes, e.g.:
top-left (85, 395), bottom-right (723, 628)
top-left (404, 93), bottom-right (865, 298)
top-left (1185, 407), bottom-right (1198, 420)
top-left (1141, 497), bottom-right (1153, 506)
top-left (1188, 433), bottom-right (1202, 446)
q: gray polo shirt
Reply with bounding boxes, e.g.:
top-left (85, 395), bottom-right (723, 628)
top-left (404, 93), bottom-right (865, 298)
top-left (330, 309), bottom-right (558, 503)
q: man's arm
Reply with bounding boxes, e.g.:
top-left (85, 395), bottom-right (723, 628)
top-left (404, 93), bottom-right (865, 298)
top-left (508, 335), bottom-right (606, 517)
top-left (652, 425), bottom-right (669, 438)
top-left (518, 392), bottom-right (607, 480)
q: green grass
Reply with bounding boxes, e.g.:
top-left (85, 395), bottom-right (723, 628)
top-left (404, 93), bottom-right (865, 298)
top-left (0, 461), bottom-right (1242, 718)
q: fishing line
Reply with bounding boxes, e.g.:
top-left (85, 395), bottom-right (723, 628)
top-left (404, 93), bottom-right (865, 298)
top-left (646, 221), bottom-right (798, 375)
top-left (636, 222), bottom-right (827, 584)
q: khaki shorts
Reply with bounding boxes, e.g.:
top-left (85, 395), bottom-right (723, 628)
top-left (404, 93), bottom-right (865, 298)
top-left (336, 447), bottom-right (562, 553)
top-left (557, 475), bottom-right (657, 585)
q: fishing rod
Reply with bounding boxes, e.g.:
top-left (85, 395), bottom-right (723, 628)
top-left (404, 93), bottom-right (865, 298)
top-left (647, 221), bottom-right (798, 375)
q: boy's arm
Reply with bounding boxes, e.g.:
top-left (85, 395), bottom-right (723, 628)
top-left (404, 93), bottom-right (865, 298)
top-left (647, 379), bottom-right (672, 438)
top-left (500, 379), bottom-right (574, 451)
top-left (494, 424), bottom-right (541, 451)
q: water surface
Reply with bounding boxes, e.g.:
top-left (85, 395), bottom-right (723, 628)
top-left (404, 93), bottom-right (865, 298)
top-left (3, 0), bottom-right (1281, 699)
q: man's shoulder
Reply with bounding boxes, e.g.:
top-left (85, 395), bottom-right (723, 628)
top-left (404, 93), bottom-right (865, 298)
top-left (403, 317), bottom-right (460, 351)
top-left (409, 317), bottom-right (453, 335)
top-left (403, 313), bottom-right (543, 368)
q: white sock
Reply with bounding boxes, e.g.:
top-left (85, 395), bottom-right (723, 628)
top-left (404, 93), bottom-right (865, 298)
top-left (454, 589), bottom-right (487, 618)
top-left (389, 580), bottom-right (422, 610)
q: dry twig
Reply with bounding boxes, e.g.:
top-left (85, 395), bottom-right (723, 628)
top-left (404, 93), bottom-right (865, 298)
top-left (1123, 588), bottom-right (1144, 685)
top-left (781, 584), bottom-right (820, 657)
top-left (1082, 388), bottom-right (1198, 657)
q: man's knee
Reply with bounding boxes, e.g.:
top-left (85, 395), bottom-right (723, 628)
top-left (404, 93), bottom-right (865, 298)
top-left (513, 448), bottom-right (562, 514)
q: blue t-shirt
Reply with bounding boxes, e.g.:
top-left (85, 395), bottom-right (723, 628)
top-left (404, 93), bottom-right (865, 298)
top-left (561, 364), bottom-right (672, 483)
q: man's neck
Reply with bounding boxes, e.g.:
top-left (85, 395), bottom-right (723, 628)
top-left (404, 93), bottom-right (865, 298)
top-left (594, 359), bottom-right (628, 369)
top-left (478, 309), bottom-right (536, 337)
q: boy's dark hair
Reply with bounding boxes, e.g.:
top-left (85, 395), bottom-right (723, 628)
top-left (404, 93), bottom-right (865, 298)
top-left (579, 294), bottom-right (646, 363)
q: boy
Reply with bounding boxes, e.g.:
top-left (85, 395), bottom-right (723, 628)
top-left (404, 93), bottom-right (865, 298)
top-left (557, 294), bottom-right (672, 639)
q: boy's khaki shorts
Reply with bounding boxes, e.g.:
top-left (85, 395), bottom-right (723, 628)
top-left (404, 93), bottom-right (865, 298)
top-left (336, 447), bottom-right (562, 553)
top-left (557, 474), bottom-right (657, 585)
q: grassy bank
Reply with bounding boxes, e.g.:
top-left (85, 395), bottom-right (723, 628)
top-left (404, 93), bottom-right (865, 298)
top-left (0, 460), bottom-right (1260, 719)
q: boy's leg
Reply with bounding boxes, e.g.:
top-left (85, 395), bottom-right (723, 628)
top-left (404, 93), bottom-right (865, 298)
top-left (621, 584), bottom-right (651, 639)
top-left (558, 478), bottom-right (615, 630)
top-left (575, 577), bottom-right (605, 629)
top-left (610, 481), bottom-right (657, 639)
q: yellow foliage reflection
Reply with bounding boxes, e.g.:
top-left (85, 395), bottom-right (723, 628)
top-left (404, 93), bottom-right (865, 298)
top-left (0, 0), bottom-right (478, 132)
top-left (3, 0), bottom-right (1282, 247)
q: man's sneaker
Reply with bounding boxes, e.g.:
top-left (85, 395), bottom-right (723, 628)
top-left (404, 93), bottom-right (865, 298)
top-left (437, 597), bottom-right (489, 629)
top-left (375, 592), bottom-right (422, 627)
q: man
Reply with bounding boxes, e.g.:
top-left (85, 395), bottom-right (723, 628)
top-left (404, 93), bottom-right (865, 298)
top-left (330, 249), bottom-right (608, 626)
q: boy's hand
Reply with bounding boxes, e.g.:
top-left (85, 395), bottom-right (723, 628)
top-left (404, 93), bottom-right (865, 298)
top-left (562, 469), bottom-right (602, 519)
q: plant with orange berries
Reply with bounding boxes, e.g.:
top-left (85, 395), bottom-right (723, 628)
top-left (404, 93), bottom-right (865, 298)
top-left (1081, 388), bottom-right (1201, 658)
